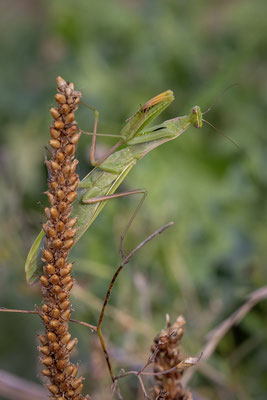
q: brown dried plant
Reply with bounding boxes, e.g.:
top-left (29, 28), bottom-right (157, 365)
top-left (151, 315), bottom-right (193, 400)
top-left (38, 77), bottom-right (90, 399)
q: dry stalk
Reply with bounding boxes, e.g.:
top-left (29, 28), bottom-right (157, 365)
top-left (38, 76), bottom-right (90, 399)
top-left (151, 315), bottom-right (192, 400)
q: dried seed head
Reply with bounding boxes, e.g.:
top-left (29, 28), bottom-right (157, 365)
top-left (56, 189), bottom-right (65, 200)
top-left (58, 292), bottom-right (67, 301)
top-left (60, 300), bottom-right (70, 310)
top-left (67, 338), bottom-right (78, 352)
top-left (55, 257), bottom-right (65, 268)
top-left (47, 384), bottom-right (59, 394)
top-left (52, 285), bottom-right (61, 294)
top-left (54, 120), bottom-right (64, 130)
top-left (45, 263), bottom-right (55, 275)
top-left (61, 309), bottom-right (71, 320)
top-left (38, 335), bottom-right (47, 345)
top-left (50, 342), bottom-right (60, 352)
top-left (65, 112), bottom-right (75, 123)
top-left (65, 280), bottom-right (74, 292)
top-left (56, 221), bottom-right (65, 232)
top-left (50, 207), bottom-right (59, 219)
top-left (61, 275), bottom-right (72, 285)
top-left (50, 108), bottom-right (61, 120)
top-left (58, 201), bottom-right (67, 212)
top-left (50, 274), bottom-right (60, 284)
top-left (56, 359), bottom-right (67, 370)
top-left (41, 356), bottom-right (53, 366)
top-left (62, 165), bottom-right (71, 176)
top-left (64, 239), bottom-right (74, 250)
top-left (49, 139), bottom-right (61, 149)
top-left (50, 127), bottom-right (61, 139)
top-left (47, 331), bottom-right (57, 342)
top-left (50, 319), bottom-right (60, 329)
top-left (61, 333), bottom-right (71, 345)
top-left (57, 325), bottom-right (66, 335)
top-left (56, 151), bottom-right (65, 162)
top-left (66, 191), bottom-right (77, 203)
top-left (55, 93), bottom-right (66, 104)
top-left (51, 161), bottom-right (61, 171)
top-left (61, 103), bottom-right (70, 114)
top-left (43, 249), bottom-right (53, 262)
top-left (65, 144), bottom-right (75, 155)
top-left (47, 227), bottom-right (57, 238)
top-left (38, 346), bottom-right (50, 356)
top-left (52, 308), bottom-right (60, 318)
top-left (40, 276), bottom-right (49, 286)
top-left (65, 365), bottom-right (74, 376)
top-left (42, 368), bottom-right (51, 377)
top-left (49, 181), bottom-right (58, 190)
top-left (42, 304), bottom-right (49, 313)
top-left (71, 133), bottom-right (81, 144)
top-left (56, 76), bottom-right (67, 89)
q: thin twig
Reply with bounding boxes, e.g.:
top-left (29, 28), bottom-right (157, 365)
top-left (96, 222), bottom-right (174, 383)
top-left (0, 307), bottom-right (97, 331)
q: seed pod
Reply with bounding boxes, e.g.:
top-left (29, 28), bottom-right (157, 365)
top-left (50, 274), bottom-right (60, 285)
top-left (61, 103), bottom-right (70, 114)
top-left (55, 93), bottom-right (66, 104)
top-left (69, 180), bottom-right (79, 191)
top-left (50, 207), bottom-right (59, 219)
top-left (67, 217), bottom-right (77, 228)
top-left (42, 304), bottom-right (49, 313)
top-left (46, 192), bottom-right (54, 204)
top-left (56, 359), bottom-right (67, 370)
top-left (65, 144), bottom-right (75, 155)
top-left (49, 181), bottom-right (58, 190)
top-left (64, 239), bottom-right (74, 250)
top-left (50, 319), bottom-right (60, 329)
top-left (41, 368), bottom-right (51, 377)
top-left (55, 257), bottom-right (65, 268)
top-left (56, 76), bottom-right (67, 89)
top-left (56, 189), bottom-right (64, 200)
top-left (61, 333), bottom-right (71, 345)
top-left (47, 331), bottom-right (57, 342)
top-left (41, 356), bottom-right (53, 366)
top-left (72, 365), bottom-right (78, 377)
top-left (65, 365), bottom-right (74, 376)
top-left (70, 159), bottom-right (79, 174)
top-left (52, 238), bottom-right (63, 249)
top-left (66, 390), bottom-right (75, 397)
top-left (68, 174), bottom-right (78, 185)
top-left (67, 338), bottom-right (77, 352)
top-left (63, 229), bottom-right (76, 239)
top-left (47, 384), bottom-right (59, 394)
top-left (65, 281), bottom-right (74, 292)
top-left (71, 133), bottom-right (81, 144)
top-left (57, 325), bottom-right (66, 335)
top-left (52, 308), bottom-right (60, 318)
top-left (50, 139), bottom-right (61, 149)
top-left (66, 125), bottom-right (77, 136)
top-left (51, 161), bottom-right (61, 171)
top-left (59, 267), bottom-right (71, 277)
top-left (62, 165), bottom-right (70, 175)
top-left (56, 221), bottom-right (65, 232)
top-left (38, 346), bottom-right (50, 356)
top-left (47, 227), bottom-right (57, 238)
top-left (50, 341), bottom-right (60, 352)
top-left (38, 335), bottom-right (47, 345)
top-left (50, 127), bottom-right (61, 139)
top-left (50, 108), bottom-right (61, 119)
top-left (58, 292), bottom-right (67, 301)
top-left (61, 275), bottom-right (72, 286)
top-left (40, 276), bottom-right (49, 286)
top-left (43, 249), bottom-right (53, 261)
top-left (66, 191), bottom-right (77, 203)
top-left (74, 383), bottom-right (83, 395)
top-left (60, 300), bottom-right (70, 310)
top-left (52, 285), bottom-right (61, 294)
top-left (55, 373), bottom-right (65, 382)
top-left (54, 120), bottom-right (64, 130)
top-left (45, 207), bottom-right (51, 219)
top-left (45, 263), bottom-right (55, 275)
top-left (58, 201), bottom-right (67, 212)
top-left (61, 309), bottom-right (71, 320)
top-left (58, 174), bottom-right (65, 185)
top-left (56, 151), bottom-right (65, 162)
top-left (65, 112), bottom-right (75, 123)
top-left (42, 314), bottom-right (49, 324)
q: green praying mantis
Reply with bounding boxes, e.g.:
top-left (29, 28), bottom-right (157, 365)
top-left (25, 89), bottom-right (204, 284)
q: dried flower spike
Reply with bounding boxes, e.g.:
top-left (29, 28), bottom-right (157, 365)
top-left (38, 77), bottom-right (88, 399)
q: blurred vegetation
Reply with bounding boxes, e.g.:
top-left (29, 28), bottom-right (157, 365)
top-left (0, 0), bottom-right (267, 399)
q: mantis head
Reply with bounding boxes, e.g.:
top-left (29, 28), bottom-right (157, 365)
top-left (190, 106), bottom-right (203, 128)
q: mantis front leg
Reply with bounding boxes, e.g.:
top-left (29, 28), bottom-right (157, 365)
top-left (81, 101), bottom-right (122, 167)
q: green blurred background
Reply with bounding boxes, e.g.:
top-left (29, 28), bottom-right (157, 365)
top-left (0, 0), bottom-right (267, 399)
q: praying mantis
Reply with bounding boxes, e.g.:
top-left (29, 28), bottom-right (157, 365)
top-left (25, 89), bottom-right (204, 283)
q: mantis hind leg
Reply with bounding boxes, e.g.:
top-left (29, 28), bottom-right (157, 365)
top-left (82, 188), bottom-right (147, 258)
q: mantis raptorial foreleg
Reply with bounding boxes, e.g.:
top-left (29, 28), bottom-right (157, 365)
top-left (81, 101), bottom-right (123, 167)
top-left (83, 188), bottom-right (147, 258)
